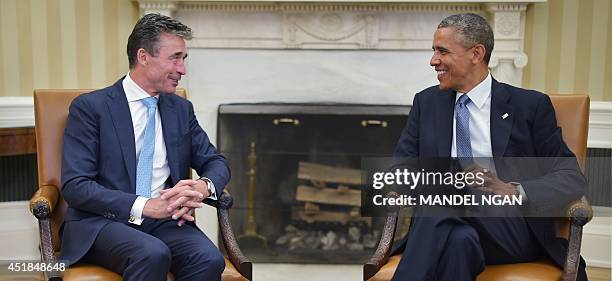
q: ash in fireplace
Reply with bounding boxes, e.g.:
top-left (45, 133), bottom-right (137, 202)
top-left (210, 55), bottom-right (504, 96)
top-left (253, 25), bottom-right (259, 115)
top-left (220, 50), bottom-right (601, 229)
top-left (275, 224), bottom-right (380, 251)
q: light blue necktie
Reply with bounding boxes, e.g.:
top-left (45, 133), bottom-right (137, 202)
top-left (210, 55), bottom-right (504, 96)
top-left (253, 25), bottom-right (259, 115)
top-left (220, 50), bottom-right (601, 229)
top-left (455, 94), bottom-right (472, 159)
top-left (135, 97), bottom-right (158, 197)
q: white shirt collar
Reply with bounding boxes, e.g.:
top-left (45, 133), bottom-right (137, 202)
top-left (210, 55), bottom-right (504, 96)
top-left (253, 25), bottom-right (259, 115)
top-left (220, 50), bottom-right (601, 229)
top-left (123, 72), bottom-right (158, 102)
top-left (456, 72), bottom-right (491, 109)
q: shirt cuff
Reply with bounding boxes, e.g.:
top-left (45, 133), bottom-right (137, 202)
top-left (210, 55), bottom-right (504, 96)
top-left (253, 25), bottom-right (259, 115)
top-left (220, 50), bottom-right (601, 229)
top-left (129, 196), bottom-right (149, 225)
top-left (510, 182), bottom-right (528, 201)
top-left (200, 177), bottom-right (217, 200)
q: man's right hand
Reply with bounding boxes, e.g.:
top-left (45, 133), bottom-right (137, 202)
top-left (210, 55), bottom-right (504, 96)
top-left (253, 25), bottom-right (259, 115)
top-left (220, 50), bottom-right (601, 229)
top-left (142, 197), bottom-right (202, 219)
top-left (142, 197), bottom-right (173, 219)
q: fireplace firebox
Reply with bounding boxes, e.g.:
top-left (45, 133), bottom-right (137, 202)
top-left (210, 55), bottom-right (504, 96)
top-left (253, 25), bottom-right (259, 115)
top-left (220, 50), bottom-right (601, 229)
top-left (217, 103), bottom-right (410, 264)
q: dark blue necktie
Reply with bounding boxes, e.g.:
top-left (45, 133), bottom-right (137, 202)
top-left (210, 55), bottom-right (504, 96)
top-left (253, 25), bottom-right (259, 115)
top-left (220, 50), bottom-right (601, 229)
top-left (455, 94), bottom-right (472, 159)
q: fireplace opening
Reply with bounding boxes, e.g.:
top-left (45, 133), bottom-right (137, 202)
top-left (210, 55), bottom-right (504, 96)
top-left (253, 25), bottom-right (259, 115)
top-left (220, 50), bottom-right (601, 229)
top-left (217, 103), bottom-right (410, 264)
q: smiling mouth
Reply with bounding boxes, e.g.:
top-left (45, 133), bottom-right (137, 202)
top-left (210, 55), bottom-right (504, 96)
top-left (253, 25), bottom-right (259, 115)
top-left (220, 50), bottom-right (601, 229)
top-left (436, 70), bottom-right (448, 76)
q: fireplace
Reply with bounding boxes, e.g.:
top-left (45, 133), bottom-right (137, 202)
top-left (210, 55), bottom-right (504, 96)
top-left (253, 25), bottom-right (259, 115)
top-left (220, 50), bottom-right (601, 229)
top-left (217, 103), bottom-right (409, 263)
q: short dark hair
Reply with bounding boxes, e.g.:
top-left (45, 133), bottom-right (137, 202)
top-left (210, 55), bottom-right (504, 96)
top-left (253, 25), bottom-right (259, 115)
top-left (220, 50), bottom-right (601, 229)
top-left (127, 13), bottom-right (193, 69)
top-left (438, 13), bottom-right (494, 63)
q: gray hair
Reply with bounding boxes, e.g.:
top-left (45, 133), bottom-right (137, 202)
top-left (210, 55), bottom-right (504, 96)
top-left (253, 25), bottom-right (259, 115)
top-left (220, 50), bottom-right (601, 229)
top-left (127, 13), bottom-right (193, 69)
top-left (438, 13), bottom-right (494, 63)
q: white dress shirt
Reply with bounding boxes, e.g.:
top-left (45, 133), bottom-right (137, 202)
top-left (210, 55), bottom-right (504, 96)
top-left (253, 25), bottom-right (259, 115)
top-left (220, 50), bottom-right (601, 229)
top-left (450, 73), bottom-right (527, 198)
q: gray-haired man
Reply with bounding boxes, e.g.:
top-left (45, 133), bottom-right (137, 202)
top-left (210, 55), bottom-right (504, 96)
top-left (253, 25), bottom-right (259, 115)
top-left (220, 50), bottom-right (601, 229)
top-left (61, 14), bottom-right (228, 281)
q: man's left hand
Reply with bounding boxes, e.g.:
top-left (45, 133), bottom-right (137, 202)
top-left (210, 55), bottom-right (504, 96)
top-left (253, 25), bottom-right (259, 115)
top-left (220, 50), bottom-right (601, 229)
top-left (160, 179), bottom-right (211, 225)
top-left (468, 168), bottom-right (519, 196)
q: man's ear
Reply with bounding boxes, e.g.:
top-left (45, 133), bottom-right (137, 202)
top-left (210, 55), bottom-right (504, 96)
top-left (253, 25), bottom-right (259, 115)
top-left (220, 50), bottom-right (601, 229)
top-left (136, 48), bottom-right (149, 66)
top-left (471, 44), bottom-right (486, 64)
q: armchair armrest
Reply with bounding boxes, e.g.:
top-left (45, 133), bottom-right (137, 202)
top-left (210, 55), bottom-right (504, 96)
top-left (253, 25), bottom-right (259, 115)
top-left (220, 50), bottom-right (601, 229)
top-left (364, 191), bottom-right (401, 281)
top-left (562, 196), bottom-right (592, 281)
top-left (29, 185), bottom-right (62, 281)
top-left (567, 196), bottom-right (593, 226)
top-left (29, 185), bottom-right (60, 219)
top-left (205, 191), bottom-right (252, 280)
top-left (364, 214), bottom-right (398, 281)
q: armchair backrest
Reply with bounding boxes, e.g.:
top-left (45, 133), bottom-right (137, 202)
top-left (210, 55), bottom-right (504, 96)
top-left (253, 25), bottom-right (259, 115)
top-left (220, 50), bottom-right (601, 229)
top-left (548, 95), bottom-right (590, 172)
top-left (548, 94), bottom-right (590, 240)
top-left (33, 88), bottom-right (187, 253)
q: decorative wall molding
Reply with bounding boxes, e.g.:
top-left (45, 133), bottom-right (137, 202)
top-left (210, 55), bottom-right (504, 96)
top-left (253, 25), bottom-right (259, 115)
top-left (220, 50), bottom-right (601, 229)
top-left (589, 101), bottom-right (612, 149)
top-left (0, 97), bottom-right (34, 128)
top-left (282, 12), bottom-right (379, 49)
top-left (1, 95), bottom-right (611, 148)
top-left (139, 0), bottom-right (178, 16)
top-left (177, 2), bottom-right (484, 50)
top-left (178, 2), bottom-right (484, 13)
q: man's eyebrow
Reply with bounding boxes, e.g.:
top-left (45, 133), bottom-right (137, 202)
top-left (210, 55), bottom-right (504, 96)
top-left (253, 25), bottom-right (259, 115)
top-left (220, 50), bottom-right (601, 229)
top-left (433, 46), bottom-right (449, 52)
top-left (171, 51), bottom-right (187, 58)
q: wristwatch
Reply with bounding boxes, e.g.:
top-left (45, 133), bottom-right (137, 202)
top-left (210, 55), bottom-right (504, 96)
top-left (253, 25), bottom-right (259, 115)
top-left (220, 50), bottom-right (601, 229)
top-left (198, 177), bottom-right (214, 196)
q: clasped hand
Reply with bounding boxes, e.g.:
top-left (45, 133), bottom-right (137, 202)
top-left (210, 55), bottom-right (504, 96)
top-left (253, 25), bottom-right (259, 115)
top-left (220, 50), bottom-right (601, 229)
top-left (464, 166), bottom-right (519, 196)
top-left (143, 179), bottom-right (210, 226)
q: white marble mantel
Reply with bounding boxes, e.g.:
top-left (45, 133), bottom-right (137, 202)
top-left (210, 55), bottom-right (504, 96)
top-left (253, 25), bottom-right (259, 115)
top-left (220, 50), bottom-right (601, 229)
top-left (137, 0), bottom-right (543, 87)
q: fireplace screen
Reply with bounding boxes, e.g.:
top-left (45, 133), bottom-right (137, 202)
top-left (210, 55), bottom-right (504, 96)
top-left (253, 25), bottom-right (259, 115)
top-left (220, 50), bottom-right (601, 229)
top-left (217, 103), bottom-right (410, 264)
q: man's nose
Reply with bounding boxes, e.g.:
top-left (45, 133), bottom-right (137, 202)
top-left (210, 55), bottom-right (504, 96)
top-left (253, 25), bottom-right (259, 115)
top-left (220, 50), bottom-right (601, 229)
top-left (430, 54), bottom-right (440, 67)
top-left (177, 62), bottom-right (186, 75)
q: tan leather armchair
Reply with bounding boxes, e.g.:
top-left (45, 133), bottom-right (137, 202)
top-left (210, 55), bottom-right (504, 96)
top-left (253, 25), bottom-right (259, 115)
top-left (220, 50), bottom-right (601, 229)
top-left (29, 89), bottom-right (252, 281)
top-left (364, 95), bottom-right (593, 281)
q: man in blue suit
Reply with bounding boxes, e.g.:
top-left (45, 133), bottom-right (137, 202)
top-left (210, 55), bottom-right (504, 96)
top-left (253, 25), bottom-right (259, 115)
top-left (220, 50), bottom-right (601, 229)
top-left (60, 14), bottom-right (229, 281)
top-left (391, 13), bottom-right (587, 281)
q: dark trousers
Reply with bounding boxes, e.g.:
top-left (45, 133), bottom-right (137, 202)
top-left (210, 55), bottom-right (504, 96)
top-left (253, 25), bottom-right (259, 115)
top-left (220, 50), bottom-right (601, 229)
top-left (391, 216), bottom-right (540, 281)
top-left (81, 219), bottom-right (225, 281)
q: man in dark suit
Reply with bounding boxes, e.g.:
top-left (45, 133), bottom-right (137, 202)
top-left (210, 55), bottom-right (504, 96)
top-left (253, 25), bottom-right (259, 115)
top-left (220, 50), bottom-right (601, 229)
top-left (391, 13), bottom-right (587, 281)
top-left (60, 14), bottom-right (229, 281)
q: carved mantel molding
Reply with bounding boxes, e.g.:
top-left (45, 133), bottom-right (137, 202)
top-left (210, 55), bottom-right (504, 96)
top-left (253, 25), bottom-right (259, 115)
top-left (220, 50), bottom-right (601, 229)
top-left (486, 2), bottom-right (529, 86)
top-left (136, 0), bottom-right (541, 87)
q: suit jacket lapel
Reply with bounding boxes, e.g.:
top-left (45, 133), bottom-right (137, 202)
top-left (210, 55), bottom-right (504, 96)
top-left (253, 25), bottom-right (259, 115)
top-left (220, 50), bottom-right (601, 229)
top-left (435, 89), bottom-right (456, 157)
top-left (106, 79), bottom-right (137, 192)
top-left (490, 78), bottom-right (514, 157)
top-left (159, 93), bottom-right (180, 185)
